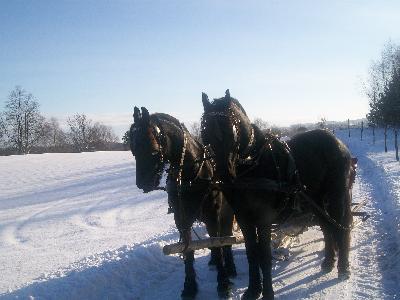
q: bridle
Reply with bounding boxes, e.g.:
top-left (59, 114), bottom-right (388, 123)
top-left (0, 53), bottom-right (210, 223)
top-left (143, 118), bottom-right (210, 207)
top-left (147, 118), bottom-right (188, 191)
top-left (201, 103), bottom-right (255, 177)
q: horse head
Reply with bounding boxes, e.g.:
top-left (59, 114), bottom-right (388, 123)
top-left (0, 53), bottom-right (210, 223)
top-left (201, 90), bottom-right (255, 182)
top-left (130, 106), bottom-right (166, 193)
top-left (130, 107), bottom-right (205, 240)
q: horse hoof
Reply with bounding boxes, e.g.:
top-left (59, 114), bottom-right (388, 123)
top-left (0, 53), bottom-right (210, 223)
top-left (338, 266), bottom-right (351, 280)
top-left (338, 271), bottom-right (350, 280)
top-left (217, 281), bottom-right (233, 299)
top-left (321, 259), bottom-right (335, 273)
top-left (241, 286), bottom-right (262, 300)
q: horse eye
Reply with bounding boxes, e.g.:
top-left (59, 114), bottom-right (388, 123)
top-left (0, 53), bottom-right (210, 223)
top-left (152, 151), bottom-right (159, 156)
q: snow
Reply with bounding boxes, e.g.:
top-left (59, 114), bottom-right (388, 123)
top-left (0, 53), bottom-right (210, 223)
top-left (0, 128), bottom-right (399, 299)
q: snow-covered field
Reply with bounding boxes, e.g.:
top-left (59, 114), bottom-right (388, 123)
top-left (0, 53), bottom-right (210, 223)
top-left (0, 128), bottom-right (399, 299)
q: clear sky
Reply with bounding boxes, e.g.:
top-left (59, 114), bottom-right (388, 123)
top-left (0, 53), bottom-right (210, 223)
top-left (1, 1), bottom-right (400, 138)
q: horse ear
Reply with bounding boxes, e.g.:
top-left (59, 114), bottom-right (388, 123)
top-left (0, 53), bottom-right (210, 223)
top-left (225, 89), bottom-right (230, 98)
top-left (133, 106), bottom-right (141, 123)
top-left (202, 92), bottom-right (211, 112)
top-left (141, 107), bottom-right (150, 124)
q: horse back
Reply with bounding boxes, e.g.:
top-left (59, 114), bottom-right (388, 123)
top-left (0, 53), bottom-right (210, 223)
top-left (288, 129), bottom-right (352, 196)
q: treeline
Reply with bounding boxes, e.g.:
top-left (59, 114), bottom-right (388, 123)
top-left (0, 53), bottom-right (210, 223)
top-left (365, 42), bottom-right (400, 128)
top-left (0, 86), bottom-right (124, 156)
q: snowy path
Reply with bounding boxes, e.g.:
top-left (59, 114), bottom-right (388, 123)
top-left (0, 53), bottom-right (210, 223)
top-left (0, 129), bottom-right (399, 299)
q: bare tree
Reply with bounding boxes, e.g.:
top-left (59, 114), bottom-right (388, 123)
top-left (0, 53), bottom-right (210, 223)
top-left (67, 113), bottom-right (92, 151)
top-left (188, 121), bottom-right (201, 141)
top-left (40, 117), bottom-right (68, 149)
top-left (2, 86), bottom-right (46, 154)
top-left (67, 114), bottom-right (118, 151)
top-left (88, 122), bottom-right (119, 150)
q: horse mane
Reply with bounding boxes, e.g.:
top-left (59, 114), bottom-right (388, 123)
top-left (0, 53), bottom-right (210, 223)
top-left (151, 113), bottom-right (188, 132)
top-left (211, 96), bottom-right (248, 116)
top-left (151, 113), bottom-right (180, 126)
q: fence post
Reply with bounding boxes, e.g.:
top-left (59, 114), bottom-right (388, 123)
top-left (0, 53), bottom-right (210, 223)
top-left (348, 119), bottom-right (350, 137)
top-left (384, 125), bottom-right (388, 153)
top-left (372, 126), bottom-right (375, 145)
top-left (395, 129), bottom-right (399, 161)
top-left (361, 121), bottom-right (364, 141)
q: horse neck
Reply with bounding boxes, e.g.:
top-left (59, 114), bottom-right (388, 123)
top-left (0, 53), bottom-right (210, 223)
top-left (254, 130), bottom-right (288, 180)
top-left (159, 121), bottom-right (203, 177)
top-left (234, 108), bottom-right (254, 157)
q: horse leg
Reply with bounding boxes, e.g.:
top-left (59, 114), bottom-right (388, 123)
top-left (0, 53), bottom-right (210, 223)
top-left (319, 220), bottom-right (336, 272)
top-left (220, 201), bottom-right (237, 277)
top-left (258, 225), bottom-right (274, 300)
top-left (208, 247), bottom-right (220, 266)
top-left (336, 227), bottom-right (351, 279)
top-left (206, 227), bottom-right (232, 298)
top-left (181, 250), bottom-right (198, 299)
top-left (241, 224), bottom-right (262, 300)
top-left (203, 191), bottom-right (223, 267)
top-left (207, 224), bottom-right (233, 297)
top-left (204, 205), bottom-right (233, 297)
top-left (204, 214), bottom-right (224, 268)
top-left (336, 189), bottom-right (353, 279)
top-left (322, 185), bottom-right (352, 278)
top-left (223, 245), bottom-right (237, 277)
top-left (215, 246), bottom-right (233, 298)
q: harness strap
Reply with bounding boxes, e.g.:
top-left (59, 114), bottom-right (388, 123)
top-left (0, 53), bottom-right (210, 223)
top-left (297, 191), bottom-right (353, 231)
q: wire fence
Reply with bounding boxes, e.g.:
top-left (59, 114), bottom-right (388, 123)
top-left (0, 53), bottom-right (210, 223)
top-left (333, 124), bottom-right (399, 162)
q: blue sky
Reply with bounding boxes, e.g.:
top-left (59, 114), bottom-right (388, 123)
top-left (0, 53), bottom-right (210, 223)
top-left (1, 1), bottom-right (400, 137)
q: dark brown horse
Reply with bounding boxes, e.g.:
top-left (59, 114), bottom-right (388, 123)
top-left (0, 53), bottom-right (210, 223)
top-left (129, 107), bottom-right (236, 299)
top-left (200, 90), bottom-right (353, 300)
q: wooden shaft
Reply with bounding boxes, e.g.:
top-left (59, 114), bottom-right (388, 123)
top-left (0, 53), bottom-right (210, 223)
top-left (163, 235), bottom-right (245, 255)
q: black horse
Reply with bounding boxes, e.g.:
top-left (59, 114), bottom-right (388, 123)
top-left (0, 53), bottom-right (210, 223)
top-left (129, 107), bottom-right (236, 299)
top-left (200, 90), bottom-right (353, 300)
